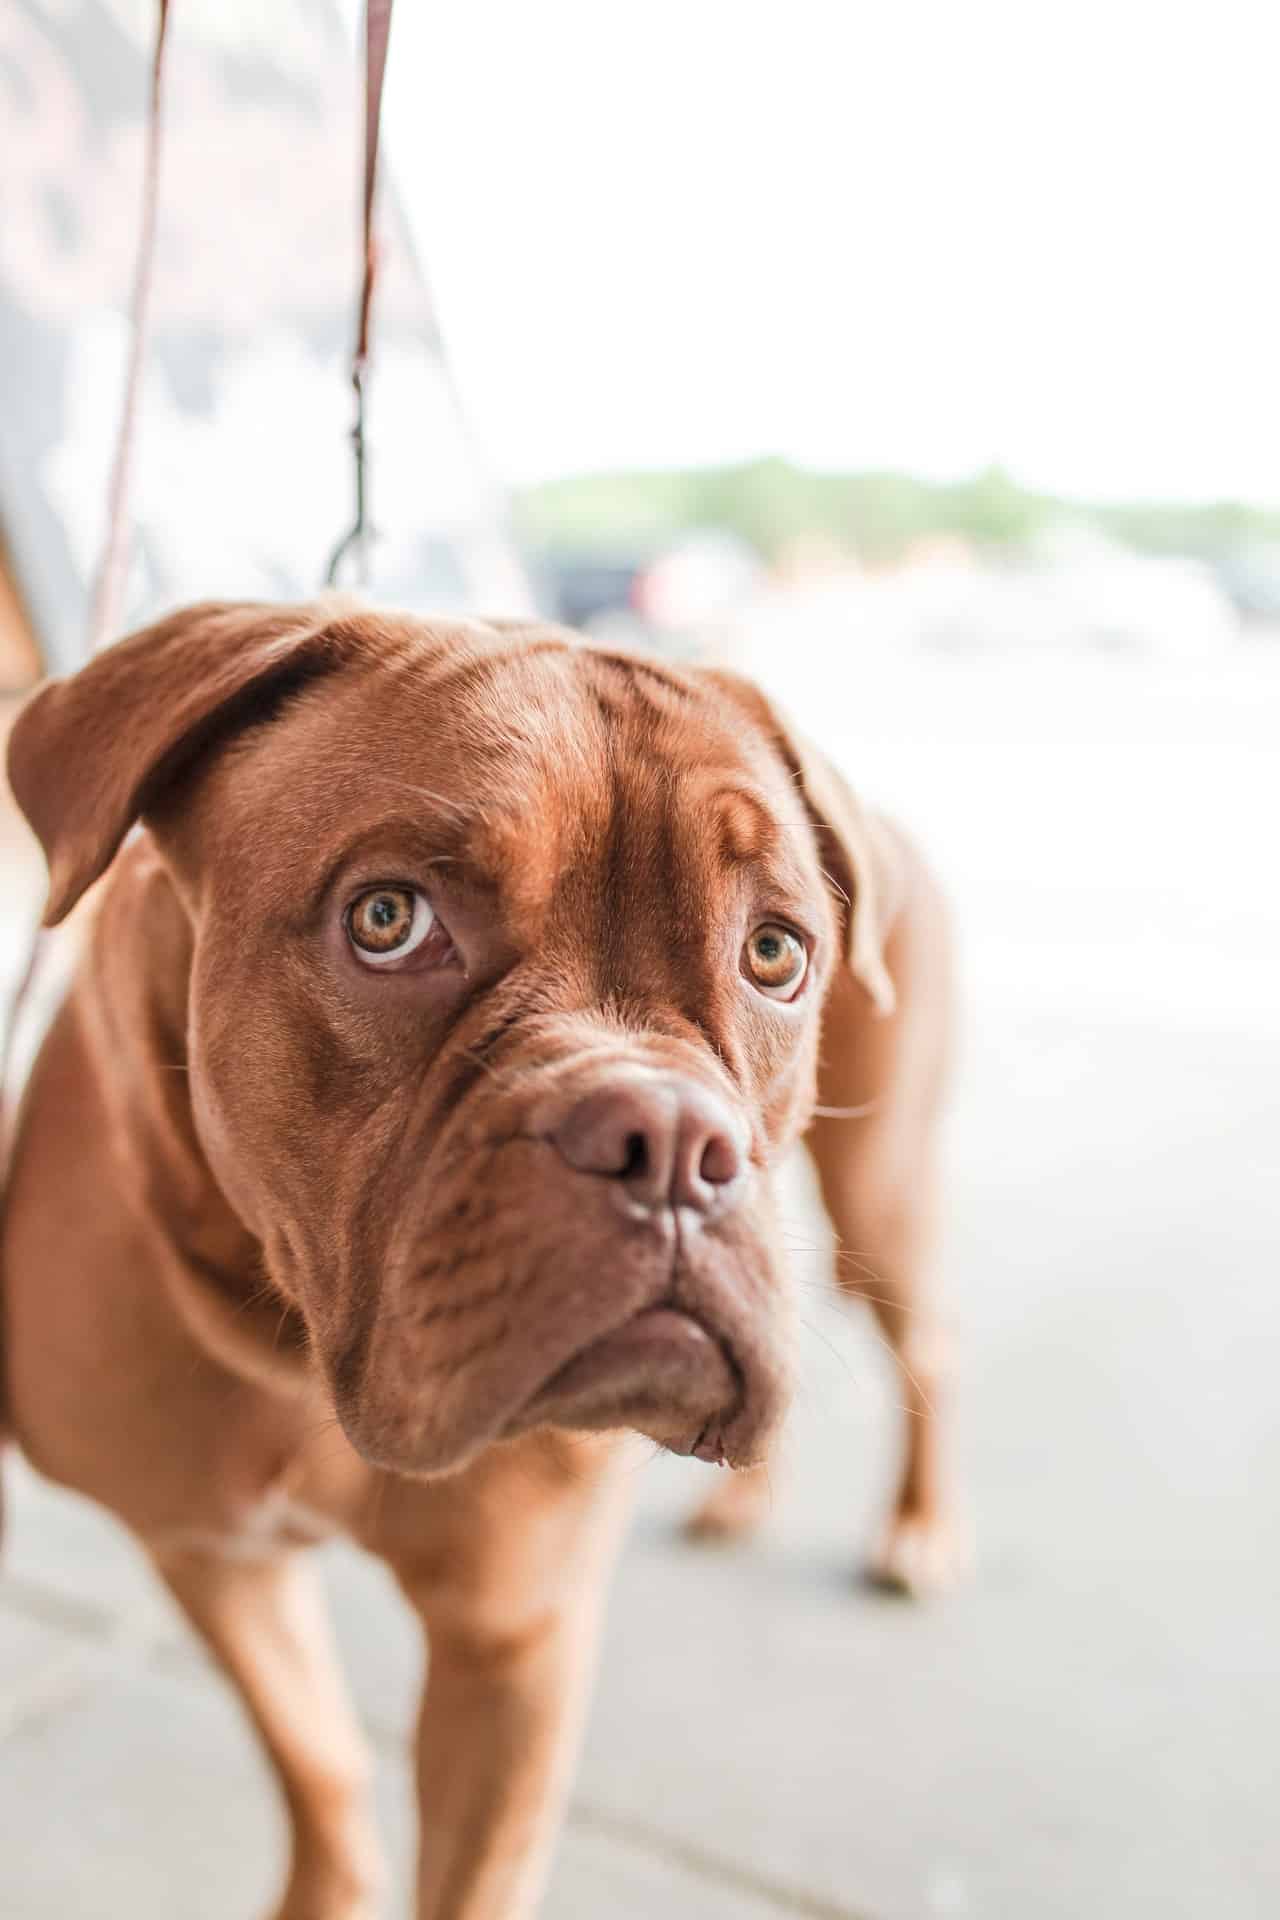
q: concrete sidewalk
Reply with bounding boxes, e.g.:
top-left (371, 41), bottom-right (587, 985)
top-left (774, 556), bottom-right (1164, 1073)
top-left (4, 991), bottom-right (1277, 1919)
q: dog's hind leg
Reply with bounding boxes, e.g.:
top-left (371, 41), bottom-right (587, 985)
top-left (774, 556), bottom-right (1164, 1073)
top-left (806, 1094), bottom-right (958, 1595)
top-left (803, 859), bottom-right (964, 1596)
top-left (151, 1544), bottom-right (384, 1920)
top-left (684, 1457), bottom-right (773, 1542)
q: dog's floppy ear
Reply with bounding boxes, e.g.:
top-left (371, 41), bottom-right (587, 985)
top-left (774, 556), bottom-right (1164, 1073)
top-left (700, 667), bottom-right (897, 1015)
top-left (7, 600), bottom-right (347, 925)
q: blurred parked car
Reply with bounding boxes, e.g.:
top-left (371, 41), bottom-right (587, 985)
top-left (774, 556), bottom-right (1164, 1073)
top-left (536, 550), bottom-right (651, 630)
top-left (1024, 527), bottom-right (1240, 656)
top-left (537, 531), bottom-right (762, 645)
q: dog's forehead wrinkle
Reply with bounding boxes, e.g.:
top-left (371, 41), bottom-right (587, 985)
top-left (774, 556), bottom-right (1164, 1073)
top-left (216, 637), bottom-right (818, 1015)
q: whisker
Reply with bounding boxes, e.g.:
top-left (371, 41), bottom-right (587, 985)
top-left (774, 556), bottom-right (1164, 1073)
top-left (819, 864), bottom-right (851, 909)
top-left (383, 778), bottom-right (474, 822)
top-left (860, 1322), bottom-right (933, 1417)
top-left (797, 1315), bottom-right (922, 1421)
top-left (784, 1276), bottom-right (921, 1321)
top-left (795, 1312), bottom-right (872, 1398)
top-left (777, 1237), bottom-right (922, 1320)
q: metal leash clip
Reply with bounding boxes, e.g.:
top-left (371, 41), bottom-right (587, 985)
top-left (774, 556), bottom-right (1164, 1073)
top-left (325, 358), bottom-right (376, 589)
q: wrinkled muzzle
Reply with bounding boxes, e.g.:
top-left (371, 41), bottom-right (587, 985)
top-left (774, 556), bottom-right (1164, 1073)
top-left (323, 1030), bottom-right (797, 1478)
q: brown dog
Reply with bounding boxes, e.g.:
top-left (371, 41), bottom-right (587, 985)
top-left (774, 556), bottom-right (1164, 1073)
top-left (0, 602), bottom-right (955, 1918)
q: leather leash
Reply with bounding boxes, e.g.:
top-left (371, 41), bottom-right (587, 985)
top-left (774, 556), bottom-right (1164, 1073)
top-left (325, 0), bottom-right (397, 588)
top-left (88, 0), bottom-right (172, 654)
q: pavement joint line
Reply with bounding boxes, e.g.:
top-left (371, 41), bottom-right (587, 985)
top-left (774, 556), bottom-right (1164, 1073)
top-left (3, 1568), bottom-right (869, 1920)
top-left (0, 1639), bottom-right (109, 1741)
top-left (0, 1586), bottom-right (161, 1742)
top-left (0, 1567), bottom-right (133, 1643)
top-left (564, 1801), bottom-right (870, 1920)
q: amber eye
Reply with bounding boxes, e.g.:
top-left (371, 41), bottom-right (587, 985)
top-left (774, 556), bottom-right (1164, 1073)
top-left (743, 923), bottom-right (808, 1000)
top-left (346, 887), bottom-right (435, 966)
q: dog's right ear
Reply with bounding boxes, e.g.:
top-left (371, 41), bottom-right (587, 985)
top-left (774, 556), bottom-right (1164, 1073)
top-left (7, 600), bottom-right (351, 925)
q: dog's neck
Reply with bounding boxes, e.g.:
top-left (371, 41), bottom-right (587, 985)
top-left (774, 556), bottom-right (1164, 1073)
top-left (78, 835), bottom-right (315, 1398)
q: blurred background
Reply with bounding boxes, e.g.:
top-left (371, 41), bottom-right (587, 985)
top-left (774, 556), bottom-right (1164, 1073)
top-left (2, 2), bottom-right (1278, 1916)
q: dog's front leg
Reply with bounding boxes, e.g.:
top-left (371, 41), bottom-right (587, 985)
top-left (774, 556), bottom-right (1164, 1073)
top-left (389, 1441), bottom-right (630, 1920)
top-left (409, 1597), bottom-right (600, 1918)
top-left (152, 1544), bottom-right (384, 1919)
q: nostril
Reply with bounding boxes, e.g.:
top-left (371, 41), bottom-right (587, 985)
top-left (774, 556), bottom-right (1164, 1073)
top-left (548, 1085), bottom-right (673, 1191)
top-left (620, 1132), bottom-right (650, 1181)
top-left (547, 1075), bottom-right (746, 1215)
top-left (699, 1132), bottom-right (742, 1187)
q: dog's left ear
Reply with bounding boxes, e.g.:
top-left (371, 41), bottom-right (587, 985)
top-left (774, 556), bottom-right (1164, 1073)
top-left (7, 600), bottom-right (351, 925)
top-left (699, 667), bottom-right (897, 1015)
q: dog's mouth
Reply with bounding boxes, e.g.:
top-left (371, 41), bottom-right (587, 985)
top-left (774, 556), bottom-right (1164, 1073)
top-left (510, 1303), bottom-right (742, 1463)
top-left (330, 1135), bottom-right (789, 1479)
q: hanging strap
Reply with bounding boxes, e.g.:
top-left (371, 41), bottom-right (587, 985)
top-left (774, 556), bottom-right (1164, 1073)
top-left (1, 0), bottom-right (172, 1136)
top-left (87, 0), bottom-right (172, 653)
top-left (325, 0), bottom-right (397, 588)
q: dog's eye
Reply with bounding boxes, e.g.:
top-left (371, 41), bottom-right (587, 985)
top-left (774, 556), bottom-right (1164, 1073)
top-left (743, 923), bottom-right (808, 1001)
top-left (346, 887), bottom-right (436, 966)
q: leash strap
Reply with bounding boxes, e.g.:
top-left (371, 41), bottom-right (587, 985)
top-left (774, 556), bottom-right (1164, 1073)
top-left (0, 0), bottom-right (172, 1135)
top-left (325, 0), bottom-right (396, 588)
top-left (87, 0), bottom-right (172, 654)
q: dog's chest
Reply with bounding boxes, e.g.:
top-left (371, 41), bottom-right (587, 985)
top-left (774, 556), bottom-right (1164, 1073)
top-left (147, 1425), bottom-right (383, 1562)
top-left (149, 1483), bottom-right (340, 1562)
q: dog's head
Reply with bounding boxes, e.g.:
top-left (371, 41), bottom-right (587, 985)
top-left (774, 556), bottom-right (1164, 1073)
top-left (9, 603), bottom-right (893, 1477)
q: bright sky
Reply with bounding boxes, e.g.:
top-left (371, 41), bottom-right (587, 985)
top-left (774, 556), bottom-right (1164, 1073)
top-left (385, 0), bottom-right (1279, 501)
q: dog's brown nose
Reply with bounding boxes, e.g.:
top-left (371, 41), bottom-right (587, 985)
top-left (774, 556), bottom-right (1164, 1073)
top-left (550, 1076), bottom-right (746, 1214)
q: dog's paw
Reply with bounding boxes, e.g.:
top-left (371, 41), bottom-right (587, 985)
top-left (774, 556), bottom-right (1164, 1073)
top-left (267, 1898), bottom-right (381, 1920)
top-left (866, 1510), bottom-right (970, 1599)
top-left (266, 1867), bottom-right (384, 1920)
top-left (683, 1464), bottom-right (771, 1543)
